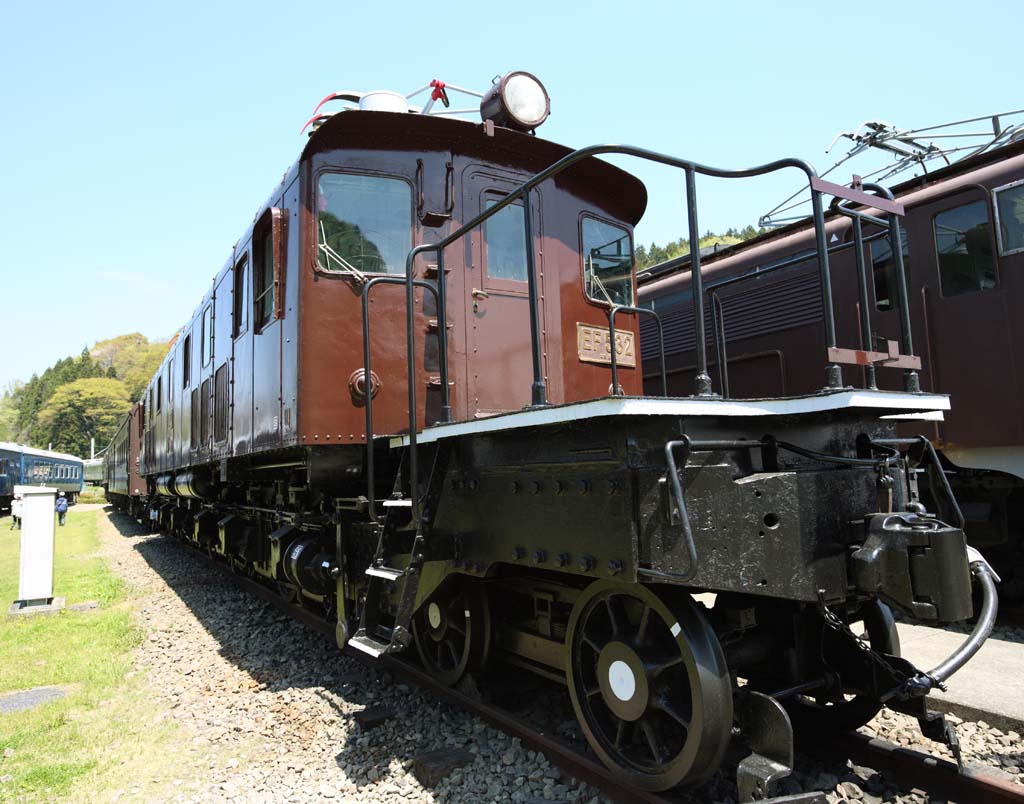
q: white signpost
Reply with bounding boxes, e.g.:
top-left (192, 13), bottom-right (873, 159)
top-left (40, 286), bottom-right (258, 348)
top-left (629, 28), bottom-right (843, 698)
top-left (9, 484), bottom-right (65, 617)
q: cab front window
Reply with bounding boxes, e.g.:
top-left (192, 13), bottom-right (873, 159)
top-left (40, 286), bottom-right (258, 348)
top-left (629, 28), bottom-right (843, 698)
top-left (316, 173), bottom-right (412, 276)
top-left (582, 217), bottom-right (634, 306)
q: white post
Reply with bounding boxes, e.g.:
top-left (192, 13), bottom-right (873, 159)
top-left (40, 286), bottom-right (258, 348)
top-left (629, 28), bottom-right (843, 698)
top-left (12, 485), bottom-right (61, 613)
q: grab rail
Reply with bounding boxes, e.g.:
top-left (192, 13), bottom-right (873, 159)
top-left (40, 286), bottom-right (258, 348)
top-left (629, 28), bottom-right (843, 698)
top-left (608, 305), bottom-right (667, 396)
top-left (361, 276), bottom-right (440, 524)
top-left (703, 183), bottom-right (919, 398)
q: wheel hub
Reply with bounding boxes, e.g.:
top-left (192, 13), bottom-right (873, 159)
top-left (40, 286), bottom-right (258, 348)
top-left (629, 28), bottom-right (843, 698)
top-left (596, 641), bottom-right (650, 721)
top-left (427, 602), bottom-right (442, 630)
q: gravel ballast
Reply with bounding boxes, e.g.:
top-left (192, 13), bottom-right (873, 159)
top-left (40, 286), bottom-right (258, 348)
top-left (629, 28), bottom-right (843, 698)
top-left (97, 508), bottom-right (1022, 803)
top-left (99, 511), bottom-right (612, 804)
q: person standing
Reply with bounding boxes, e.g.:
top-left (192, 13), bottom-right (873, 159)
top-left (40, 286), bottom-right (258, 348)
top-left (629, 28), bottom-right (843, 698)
top-left (55, 491), bottom-right (68, 526)
top-left (10, 494), bottom-right (22, 530)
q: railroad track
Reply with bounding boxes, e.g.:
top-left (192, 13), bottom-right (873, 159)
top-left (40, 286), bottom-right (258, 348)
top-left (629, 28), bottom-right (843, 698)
top-left (180, 533), bottom-right (1024, 804)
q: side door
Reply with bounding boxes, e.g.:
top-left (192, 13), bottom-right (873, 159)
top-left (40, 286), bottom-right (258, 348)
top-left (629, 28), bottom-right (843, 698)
top-left (462, 168), bottom-right (545, 417)
top-left (231, 248), bottom-right (254, 455)
top-left (910, 191), bottom-right (1018, 447)
top-left (212, 271), bottom-right (234, 459)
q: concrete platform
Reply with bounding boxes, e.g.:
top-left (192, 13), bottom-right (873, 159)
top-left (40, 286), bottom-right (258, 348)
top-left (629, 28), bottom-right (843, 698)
top-left (897, 622), bottom-right (1024, 732)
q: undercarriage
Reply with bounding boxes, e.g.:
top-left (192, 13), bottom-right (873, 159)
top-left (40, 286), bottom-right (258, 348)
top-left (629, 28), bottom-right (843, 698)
top-left (107, 396), bottom-right (998, 797)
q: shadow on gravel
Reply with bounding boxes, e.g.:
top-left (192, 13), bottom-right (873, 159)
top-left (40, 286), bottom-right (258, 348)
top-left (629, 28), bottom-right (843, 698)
top-left (108, 510), bottom-right (638, 802)
top-left (106, 511), bottom-right (455, 795)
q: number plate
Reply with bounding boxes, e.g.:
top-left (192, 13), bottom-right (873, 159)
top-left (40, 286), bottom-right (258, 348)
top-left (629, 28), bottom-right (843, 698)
top-left (576, 323), bottom-right (636, 368)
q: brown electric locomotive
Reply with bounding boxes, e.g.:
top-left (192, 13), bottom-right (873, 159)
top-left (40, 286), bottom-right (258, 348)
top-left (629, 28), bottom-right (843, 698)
top-left (104, 71), bottom-right (998, 798)
top-left (638, 136), bottom-right (1024, 601)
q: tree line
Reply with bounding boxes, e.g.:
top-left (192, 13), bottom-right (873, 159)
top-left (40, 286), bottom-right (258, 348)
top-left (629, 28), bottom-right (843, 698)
top-left (635, 225), bottom-right (767, 270)
top-left (0, 334), bottom-right (169, 458)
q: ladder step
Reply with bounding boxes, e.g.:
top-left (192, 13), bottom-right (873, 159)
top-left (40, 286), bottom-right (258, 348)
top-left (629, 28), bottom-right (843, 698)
top-left (366, 565), bottom-right (404, 581)
top-left (382, 499), bottom-right (412, 508)
top-left (349, 631), bottom-right (390, 658)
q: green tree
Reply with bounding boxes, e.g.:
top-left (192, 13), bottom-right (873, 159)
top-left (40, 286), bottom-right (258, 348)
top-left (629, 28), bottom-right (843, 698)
top-left (91, 333), bottom-right (170, 399)
top-left (0, 394), bottom-right (16, 442)
top-left (12, 349), bottom-right (110, 441)
top-left (635, 224), bottom-right (766, 271)
top-left (35, 377), bottom-right (132, 457)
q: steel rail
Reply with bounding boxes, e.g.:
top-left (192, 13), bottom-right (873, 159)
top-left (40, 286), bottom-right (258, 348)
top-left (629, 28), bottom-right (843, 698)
top-left (823, 733), bottom-right (1024, 804)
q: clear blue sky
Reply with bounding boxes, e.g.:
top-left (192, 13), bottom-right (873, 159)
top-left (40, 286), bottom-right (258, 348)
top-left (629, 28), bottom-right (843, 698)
top-left (0, 0), bottom-right (1015, 390)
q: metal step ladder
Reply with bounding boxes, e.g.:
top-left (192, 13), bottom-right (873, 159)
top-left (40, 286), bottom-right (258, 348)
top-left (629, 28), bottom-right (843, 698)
top-left (350, 442), bottom-right (452, 659)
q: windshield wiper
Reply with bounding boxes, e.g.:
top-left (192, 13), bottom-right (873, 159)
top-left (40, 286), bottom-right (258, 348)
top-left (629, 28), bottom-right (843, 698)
top-left (318, 220), bottom-right (369, 284)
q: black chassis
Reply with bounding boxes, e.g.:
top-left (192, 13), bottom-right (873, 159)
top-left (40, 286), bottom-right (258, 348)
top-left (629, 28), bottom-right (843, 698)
top-left (388, 407), bottom-right (970, 618)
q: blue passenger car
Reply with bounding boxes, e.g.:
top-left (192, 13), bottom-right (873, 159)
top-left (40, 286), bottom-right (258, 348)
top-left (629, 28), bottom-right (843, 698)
top-left (0, 442), bottom-right (84, 511)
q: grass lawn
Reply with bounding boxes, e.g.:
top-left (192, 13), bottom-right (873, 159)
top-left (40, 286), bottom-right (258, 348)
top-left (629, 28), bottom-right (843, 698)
top-left (0, 508), bottom-right (182, 802)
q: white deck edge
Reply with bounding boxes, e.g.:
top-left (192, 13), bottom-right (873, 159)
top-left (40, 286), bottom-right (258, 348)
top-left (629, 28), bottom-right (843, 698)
top-left (389, 391), bottom-right (950, 447)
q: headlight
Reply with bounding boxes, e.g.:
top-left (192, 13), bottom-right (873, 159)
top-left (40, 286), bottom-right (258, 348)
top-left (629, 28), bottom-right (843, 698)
top-left (479, 71), bottom-right (550, 132)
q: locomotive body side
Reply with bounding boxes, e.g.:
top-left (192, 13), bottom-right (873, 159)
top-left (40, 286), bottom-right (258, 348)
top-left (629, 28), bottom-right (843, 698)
top-left (105, 403), bottom-right (144, 506)
top-left (133, 113), bottom-right (647, 504)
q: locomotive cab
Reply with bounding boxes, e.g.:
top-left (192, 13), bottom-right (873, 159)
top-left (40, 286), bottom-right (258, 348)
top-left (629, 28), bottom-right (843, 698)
top-left (297, 108), bottom-right (649, 437)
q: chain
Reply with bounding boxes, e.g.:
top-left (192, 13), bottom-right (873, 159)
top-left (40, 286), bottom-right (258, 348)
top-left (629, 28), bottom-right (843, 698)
top-left (818, 600), bottom-right (910, 686)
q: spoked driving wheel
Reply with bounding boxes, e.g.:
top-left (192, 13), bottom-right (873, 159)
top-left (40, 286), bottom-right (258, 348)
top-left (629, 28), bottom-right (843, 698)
top-left (413, 581), bottom-right (491, 687)
top-left (566, 581), bottom-right (733, 791)
top-left (786, 599), bottom-right (899, 735)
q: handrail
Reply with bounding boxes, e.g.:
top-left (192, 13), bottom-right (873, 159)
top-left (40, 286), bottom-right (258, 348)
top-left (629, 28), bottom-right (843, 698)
top-left (710, 293), bottom-right (729, 398)
top-left (704, 232), bottom-right (888, 395)
top-left (608, 305), bottom-right (667, 396)
top-left (703, 183), bottom-right (916, 399)
top-left (362, 276), bottom-right (440, 524)
top-left (831, 183), bottom-right (920, 393)
top-left (398, 143), bottom-right (881, 522)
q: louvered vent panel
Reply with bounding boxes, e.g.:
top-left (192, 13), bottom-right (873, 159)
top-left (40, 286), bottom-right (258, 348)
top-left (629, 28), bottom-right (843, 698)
top-left (200, 378), bottom-right (212, 445)
top-left (190, 388), bottom-right (200, 450)
top-left (640, 270), bottom-right (823, 360)
top-left (214, 364), bottom-right (228, 444)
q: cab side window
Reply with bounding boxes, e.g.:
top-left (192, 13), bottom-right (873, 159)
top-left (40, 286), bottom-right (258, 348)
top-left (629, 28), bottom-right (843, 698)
top-left (233, 255), bottom-right (248, 338)
top-left (182, 334), bottom-right (192, 388)
top-left (316, 173), bottom-right (411, 276)
top-left (582, 217), bottom-right (634, 306)
top-left (994, 181), bottom-right (1024, 256)
top-left (254, 226), bottom-right (275, 331)
top-left (934, 200), bottom-right (996, 297)
top-left (201, 305), bottom-right (212, 365)
top-left (484, 197), bottom-right (527, 282)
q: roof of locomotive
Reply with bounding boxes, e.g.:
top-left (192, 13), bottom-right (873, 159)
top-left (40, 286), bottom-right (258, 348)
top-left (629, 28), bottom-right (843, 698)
top-left (300, 110), bottom-right (649, 226)
top-left (638, 137), bottom-right (1024, 289)
top-left (0, 442), bottom-right (83, 463)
